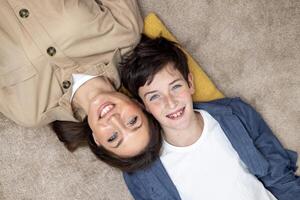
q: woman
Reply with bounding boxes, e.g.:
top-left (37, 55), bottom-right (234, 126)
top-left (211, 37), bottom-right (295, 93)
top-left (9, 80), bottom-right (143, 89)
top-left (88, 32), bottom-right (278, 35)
top-left (0, 0), bottom-right (162, 171)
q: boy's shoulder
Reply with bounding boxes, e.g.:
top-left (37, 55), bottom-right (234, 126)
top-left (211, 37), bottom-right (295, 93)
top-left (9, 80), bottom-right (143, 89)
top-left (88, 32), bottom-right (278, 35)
top-left (193, 97), bottom-right (253, 116)
top-left (194, 97), bottom-right (243, 106)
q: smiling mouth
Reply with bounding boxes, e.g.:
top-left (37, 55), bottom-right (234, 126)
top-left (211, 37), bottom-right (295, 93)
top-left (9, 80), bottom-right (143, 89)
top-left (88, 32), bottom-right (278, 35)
top-left (99, 103), bottom-right (115, 118)
top-left (166, 107), bottom-right (185, 119)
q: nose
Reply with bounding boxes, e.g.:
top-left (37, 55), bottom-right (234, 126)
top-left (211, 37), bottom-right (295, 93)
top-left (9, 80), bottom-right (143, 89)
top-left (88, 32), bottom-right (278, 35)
top-left (165, 94), bottom-right (177, 109)
top-left (109, 114), bottom-right (130, 136)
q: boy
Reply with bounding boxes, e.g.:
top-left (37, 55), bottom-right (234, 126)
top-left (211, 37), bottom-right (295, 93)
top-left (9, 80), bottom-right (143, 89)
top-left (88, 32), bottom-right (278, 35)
top-left (120, 34), bottom-right (300, 200)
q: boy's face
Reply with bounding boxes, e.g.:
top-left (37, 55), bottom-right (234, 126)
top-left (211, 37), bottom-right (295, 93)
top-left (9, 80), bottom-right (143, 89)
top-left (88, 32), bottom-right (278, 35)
top-left (138, 63), bottom-right (195, 132)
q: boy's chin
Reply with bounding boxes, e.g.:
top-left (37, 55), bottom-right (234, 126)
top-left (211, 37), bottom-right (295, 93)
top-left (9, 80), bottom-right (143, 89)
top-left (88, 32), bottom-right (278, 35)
top-left (162, 117), bottom-right (191, 130)
top-left (163, 108), bottom-right (194, 128)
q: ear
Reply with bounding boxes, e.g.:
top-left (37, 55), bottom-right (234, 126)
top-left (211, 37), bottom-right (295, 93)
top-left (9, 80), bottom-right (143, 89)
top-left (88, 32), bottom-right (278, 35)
top-left (188, 73), bottom-right (195, 95)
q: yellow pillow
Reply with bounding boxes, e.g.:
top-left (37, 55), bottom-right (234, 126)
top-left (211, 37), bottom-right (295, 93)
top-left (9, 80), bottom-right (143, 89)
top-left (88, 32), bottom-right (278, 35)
top-left (143, 13), bottom-right (224, 101)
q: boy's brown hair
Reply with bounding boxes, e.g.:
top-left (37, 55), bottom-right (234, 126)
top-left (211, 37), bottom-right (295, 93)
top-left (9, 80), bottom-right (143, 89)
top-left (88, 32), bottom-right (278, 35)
top-left (119, 34), bottom-right (190, 102)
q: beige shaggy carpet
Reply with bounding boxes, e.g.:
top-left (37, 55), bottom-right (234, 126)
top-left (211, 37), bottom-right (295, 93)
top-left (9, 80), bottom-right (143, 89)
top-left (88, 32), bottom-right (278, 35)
top-left (0, 0), bottom-right (299, 199)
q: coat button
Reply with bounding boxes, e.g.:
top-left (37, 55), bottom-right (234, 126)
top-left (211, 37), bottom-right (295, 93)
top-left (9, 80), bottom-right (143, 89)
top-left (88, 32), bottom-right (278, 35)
top-left (47, 47), bottom-right (56, 56)
top-left (19, 9), bottom-right (30, 18)
top-left (62, 80), bottom-right (71, 89)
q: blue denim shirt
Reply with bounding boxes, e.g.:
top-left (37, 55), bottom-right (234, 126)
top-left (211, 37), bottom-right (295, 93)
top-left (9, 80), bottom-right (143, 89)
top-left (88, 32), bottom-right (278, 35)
top-left (123, 98), bottom-right (300, 200)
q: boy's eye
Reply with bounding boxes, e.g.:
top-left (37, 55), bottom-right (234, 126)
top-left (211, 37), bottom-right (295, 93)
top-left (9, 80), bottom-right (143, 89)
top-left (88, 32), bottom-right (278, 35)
top-left (107, 132), bottom-right (118, 143)
top-left (127, 116), bottom-right (138, 126)
top-left (172, 84), bottom-right (182, 90)
top-left (149, 94), bottom-right (159, 101)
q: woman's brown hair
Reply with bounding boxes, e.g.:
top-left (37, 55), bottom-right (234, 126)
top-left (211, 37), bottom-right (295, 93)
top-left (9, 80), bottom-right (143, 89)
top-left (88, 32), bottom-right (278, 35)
top-left (52, 110), bottom-right (162, 172)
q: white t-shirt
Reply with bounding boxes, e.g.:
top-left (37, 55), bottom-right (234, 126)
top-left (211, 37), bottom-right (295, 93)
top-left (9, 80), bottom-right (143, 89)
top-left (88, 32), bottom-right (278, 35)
top-left (160, 110), bottom-right (277, 200)
top-left (70, 74), bottom-right (97, 101)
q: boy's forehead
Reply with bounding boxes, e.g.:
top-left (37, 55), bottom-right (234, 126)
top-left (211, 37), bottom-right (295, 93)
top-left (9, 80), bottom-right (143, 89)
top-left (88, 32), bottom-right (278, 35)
top-left (144, 64), bottom-right (185, 88)
top-left (154, 64), bottom-right (183, 80)
top-left (143, 62), bottom-right (179, 85)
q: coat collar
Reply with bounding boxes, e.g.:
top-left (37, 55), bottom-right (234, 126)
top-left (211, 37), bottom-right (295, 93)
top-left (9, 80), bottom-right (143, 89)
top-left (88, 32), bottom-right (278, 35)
top-left (193, 98), bottom-right (233, 116)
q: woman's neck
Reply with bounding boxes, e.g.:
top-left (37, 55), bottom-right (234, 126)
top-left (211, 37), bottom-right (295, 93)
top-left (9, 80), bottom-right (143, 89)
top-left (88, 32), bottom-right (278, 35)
top-left (163, 111), bottom-right (204, 147)
top-left (72, 76), bottom-right (115, 114)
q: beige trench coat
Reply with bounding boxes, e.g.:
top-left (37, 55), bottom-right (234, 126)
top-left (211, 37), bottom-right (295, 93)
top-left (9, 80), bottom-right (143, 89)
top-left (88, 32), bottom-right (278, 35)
top-left (0, 0), bottom-right (143, 127)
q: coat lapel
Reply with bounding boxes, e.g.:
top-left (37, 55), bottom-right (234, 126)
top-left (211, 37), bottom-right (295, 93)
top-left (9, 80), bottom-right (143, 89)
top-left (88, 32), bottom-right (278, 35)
top-left (148, 159), bottom-right (181, 199)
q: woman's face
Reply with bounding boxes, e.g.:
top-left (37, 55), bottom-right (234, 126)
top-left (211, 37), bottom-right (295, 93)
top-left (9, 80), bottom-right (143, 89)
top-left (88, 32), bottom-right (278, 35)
top-left (87, 92), bottom-right (150, 158)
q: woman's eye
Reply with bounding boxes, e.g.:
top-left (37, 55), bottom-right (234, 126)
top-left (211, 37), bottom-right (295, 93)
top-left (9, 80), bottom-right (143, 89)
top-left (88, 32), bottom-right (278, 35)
top-left (128, 116), bottom-right (138, 126)
top-left (107, 132), bottom-right (118, 143)
top-left (149, 94), bottom-right (159, 101)
top-left (172, 84), bottom-right (182, 90)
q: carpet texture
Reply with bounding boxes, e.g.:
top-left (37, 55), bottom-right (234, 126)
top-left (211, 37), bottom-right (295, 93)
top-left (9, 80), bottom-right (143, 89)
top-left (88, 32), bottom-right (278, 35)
top-left (0, 0), bottom-right (299, 199)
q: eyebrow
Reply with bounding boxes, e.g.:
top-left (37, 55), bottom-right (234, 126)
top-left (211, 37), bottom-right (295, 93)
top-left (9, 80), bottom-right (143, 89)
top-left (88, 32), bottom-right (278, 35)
top-left (143, 79), bottom-right (182, 98)
top-left (112, 122), bottom-right (143, 148)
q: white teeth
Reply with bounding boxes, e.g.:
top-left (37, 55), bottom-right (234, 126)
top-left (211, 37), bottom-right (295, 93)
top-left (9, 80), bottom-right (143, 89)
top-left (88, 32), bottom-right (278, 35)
top-left (167, 109), bottom-right (184, 119)
top-left (100, 104), bottom-right (114, 118)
